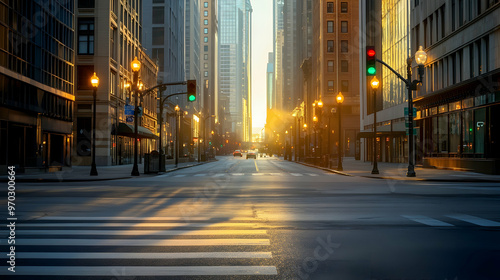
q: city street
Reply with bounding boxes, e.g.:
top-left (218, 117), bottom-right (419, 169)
top-left (2, 156), bottom-right (500, 279)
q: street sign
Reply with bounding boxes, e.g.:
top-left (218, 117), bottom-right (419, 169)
top-left (126, 116), bottom-right (134, 123)
top-left (125, 105), bottom-right (135, 116)
top-left (406, 128), bottom-right (417, 135)
top-left (404, 107), bottom-right (417, 116)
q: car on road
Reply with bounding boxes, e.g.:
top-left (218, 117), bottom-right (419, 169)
top-left (246, 150), bottom-right (257, 159)
top-left (233, 150), bottom-right (242, 157)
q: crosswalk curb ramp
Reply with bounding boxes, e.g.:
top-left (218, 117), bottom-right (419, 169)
top-left (0, 216), bottom-right (278, 277)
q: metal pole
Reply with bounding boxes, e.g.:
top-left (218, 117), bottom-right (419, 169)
top-left (131, 72), bottom-right (140, 176)
top-left (175, 111), bottom-right (180, 167)
top-left (338, 103), bottom-right (343, 171)
top-left (90, 88), bottom-right (98, 176)
top-left (158, 98), bottom-right (164, 172)
top-left (407, 58), bottom-right (416, 177)
top-left (372, 87), bottom-right (379, 174)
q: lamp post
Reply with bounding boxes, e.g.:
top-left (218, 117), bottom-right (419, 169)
top-left (370, 76), bottom-right (380, 174)
top-left (375, 46), bottom-right (427, 177)
top-left (130, 57), bottom-right (141, 176)
top-left (336, 92), bottom-right (344, 171)
top-left (285, 130), bottom-right (289, 160)
top-left (90, 72), bottom-right (99, 176)
top-left (175, 105), bottom-right (181, 167)
top-left (313, 115), bottom-right (318, 158)
top-left (303, 123), bottom-right (308, 158)
top-left (317, 100), bottom-right (323, 160)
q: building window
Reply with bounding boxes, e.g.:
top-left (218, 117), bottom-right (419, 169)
top-left (204, 19), bottom-right (208, 25)
top-left (341, 2), bottom-right (348, 13)
top-left (327, 2), bottom-right (334, 13)
top-left (204, 2), bottom-right (208, 8)
top-left (341, 21), bottom-right (348, 33)
top-left (204, 63), bottom-right (208, 69)
top-left (204, 45), bottom-right (208, 52)
top-left (328, 80), bottom-right (334, 91)
top-left (153, 7), bottom-right (164, 24)
top-left (204, 54), bottom-right (208, 60)
top-left (341, 80), bottom-right (349, 92)
top-left (328, 60), bottom-right (334, 72)
top-left (76, 117), bottom-right (91, 156)
top-left (78, 0), bottom-right (95, 8)
top-left (341, 40), bottom-right (348, 53)
top-left (204, 71), bottom-right (208, 77)
top-left (78, 18), bottom-right (94, 55)
top-left (327, 21), bottom-right (334, 33)
top-left (204, 28), bottom-right (208, 34)
top-left (341, 60), bottom-right (348, 72)
top-left (110, 71), bottom-right (116, 96)
top-left (153, 0), bottom-right (164, 3)
top-left (152, 48), bottom-right (164, 71)
top-left (327, 40), bottom-right (334, 52)
top-left (152, 27), bottom-right (164, 45)
top-left (77, 65), bottom-right (94, 90)
top-left (204, 37), bottom-right (208, 43)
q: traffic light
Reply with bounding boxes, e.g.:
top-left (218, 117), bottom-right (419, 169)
top-left (366, 46), bottom-right (376, 76)
top-left (187, 80), bottom-right (196, 102)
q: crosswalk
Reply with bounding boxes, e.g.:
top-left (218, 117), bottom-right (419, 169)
top-left (161, 172), bottom-right (329, 178)
top-left (1, 216), bottom-right (277, 278)
top-left (402, 214), bottom-right (500, 227)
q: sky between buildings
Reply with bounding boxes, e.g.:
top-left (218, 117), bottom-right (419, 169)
top-left (251, 0), bottom-right (273, 130)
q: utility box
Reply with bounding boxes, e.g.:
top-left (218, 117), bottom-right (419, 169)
top-left (144, 151), bottom-right (160, 173)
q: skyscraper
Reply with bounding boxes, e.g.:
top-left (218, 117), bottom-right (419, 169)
top-left (218, 0), bottom-right (252, 142)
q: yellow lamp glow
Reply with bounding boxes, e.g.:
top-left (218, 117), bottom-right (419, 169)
top-left (131, 57), bottom-right (141, 72)
top-left (90, 72), bottom-right (99, 88)
top-left (336, 92), bottom-right (344, 104)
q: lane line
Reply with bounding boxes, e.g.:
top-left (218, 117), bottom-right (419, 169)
top-left (401, 215), bottom-right (454, 227)
top-left (194, 174), bottom-right (206, 177)
top-left (213, 174), bottom-right (226, 177)
top-left (231, 173), bottom-right (244, 176)
top-left (270, 173), bottom-right (282, 176)
top-left (15, 239), bottom-right (271, 246)
top-left (16, 252), bottom-right (273, 259)
top-left (14, 229), bottom-right (268, 236)
top-left (17, 222), bottom-right (260, 228)
top-left (446, 214), bottom-right (500, 227)
top-left (0, 266), bottom-right (278, 276)
top-left (254, 160), bottom-right (259, 172)
top-left (36, 216), bottom-right (213, 221)
top-left (174, 175), bottom-right (186, 178)
top-left (252, 173), bottom-right (264, 176)
top-left (307, 173), bottom-right (319, 176)
top-left (290, 173), bottom-right (303, 176)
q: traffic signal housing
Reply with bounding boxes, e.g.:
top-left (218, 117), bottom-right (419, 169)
top-left (366, 46), bottom-right (376, 76)
top-left (187, 80), bottom-right (196, 102)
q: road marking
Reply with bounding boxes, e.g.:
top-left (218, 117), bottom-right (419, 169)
top-left (446, 214), bottom-right (500, 227)
top-left (18, 222), bottom-right (260, 228)
top-left (252, 173), bottom-right (264, 176)
top-left (15, 238), bottom-right (271, 246)
top-left (213, 173), bottom-right (226, 177)
top-left (232, 173), bottom-right (244, 176)
top-left (290, 173), bottom-right (303, 176)
top-left (16, 252), bottom-right (273, 259)
top-left (254, 160), bottom-right (259, 172)
top-left (36, 216), bottom-right (213, 221)
top-left (0, 266), bottom-right (278, 276)
top-left (307, 173), bottom-right (319, 176)
top-left (194, 174), bottom-right (206, 177)
top-left (174, 175), bottom-right (186, 178)
top-left (270, 173), bottom-right (282, 176)
top-left (15, 229), bottom-right (268, 236)
top-left (401, 215), bottom-right (454, 227)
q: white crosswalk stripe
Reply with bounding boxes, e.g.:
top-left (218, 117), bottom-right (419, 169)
top-left (290, 173), bottom-right (303, 176)
top-left (446, 214), bottom-right (500, 227)
top-left (194, 174), bottom-right (207, 177)
top-left (402, 214), bottom-right (500, 227)
top-left (401, 215), bottom-right (454, 227)
top-left (162, 172), bottom-right (327, 177)
top-left (5, 216), bottom-right (277, 277)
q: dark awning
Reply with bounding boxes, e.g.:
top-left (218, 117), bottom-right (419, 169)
top-left (116, 123), bottom-right (157, 139)
top-left (357, 131), bottom-right (406, 140)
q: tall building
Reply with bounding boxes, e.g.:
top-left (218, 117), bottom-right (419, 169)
top-left (185, 0), bottom-right (201, 111)
top-left (0, 0), bottom-right (75, 172)
top-left (411, 0), bottom-right (500, 174)
top-left (282, 0), bottom-right (301, 112)
top-left (200, 0), bottom-right (219, 151)
top-left (267, 52), bottom-right (275, 110)
top-left (359, 0), bottom-right (411, 164)
top-left (218, 0), bottom-right (252, 142)
top-left (311, 0), bottom-right (360, 158)
top-left (74, 0), bottom-right (159, 166)
top-left (273, 0), bottom-right (284, 111)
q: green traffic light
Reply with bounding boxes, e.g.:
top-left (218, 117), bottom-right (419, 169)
top-left (367, 67), bottom-right (376, 75)
top-left (188, 95), bottom-right (196, 102)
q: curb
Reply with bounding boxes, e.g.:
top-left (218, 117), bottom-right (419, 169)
top-left (9, 160), bottom-right (217, 183)
top-left (295, 161), bottom-right (500, 183)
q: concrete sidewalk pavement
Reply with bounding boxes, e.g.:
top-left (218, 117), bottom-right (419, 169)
top-left (11, 160), bottom-right (212, 183)
top-left (296, 157), bottom-right (500, 182)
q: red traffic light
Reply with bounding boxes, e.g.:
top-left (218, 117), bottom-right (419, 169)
top-left (367, 49), bottom-right (376, 57)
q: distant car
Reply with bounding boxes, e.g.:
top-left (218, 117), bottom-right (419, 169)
top-left (246, 150), bottom-right (257, 159)
top-left (233, 150), bottom-right (242, 157)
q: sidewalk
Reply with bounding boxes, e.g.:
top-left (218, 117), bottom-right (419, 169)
top-left (298, 157), bottom-right (500, 182)
top-left (11, 160), bottom-right (211, 183)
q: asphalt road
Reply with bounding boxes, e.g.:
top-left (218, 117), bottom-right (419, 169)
top-left (2, 156), bottom-right (500, 279)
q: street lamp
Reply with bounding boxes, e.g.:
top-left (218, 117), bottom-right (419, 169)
top-left (131, 57), bottom-right (141, 176)
top-left (175, 105), bottom-right (181, 167)
top-left (370, 76), bottom-right (380, 174)
top-left (336, 92), bottom-right (344, 171)
top-left (90, 72), bottom-right (99, 176)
